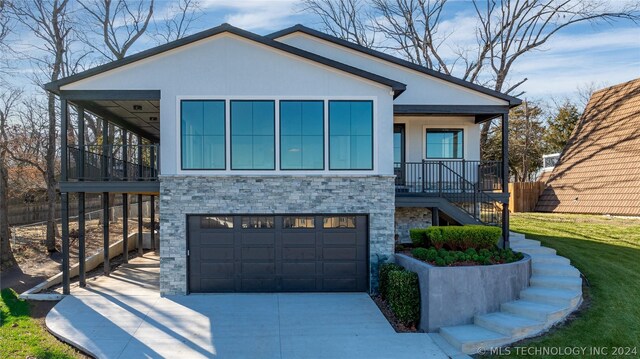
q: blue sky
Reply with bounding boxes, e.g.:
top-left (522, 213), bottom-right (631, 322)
top-left (8, 0), bottom-right (640, 104)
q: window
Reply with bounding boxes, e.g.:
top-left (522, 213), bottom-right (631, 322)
top-left (181, 100), bottom-right (225, 169)
top-left (329, 101), bottom-right (373, 170)
top-left (231, 101), bottom-right (275, 169)
top-left (283, 216), bottom-right (315, 229)
top-left (201, 216), bottom-right (234, 229)
top-left (280, 101), bottom-right (324, 170)
top-left (323, 216), bottom-right (356, 228)
top-left (241, 216), bottom-right (275, 229)
top-left (425, 129), bottom-right (463, 159)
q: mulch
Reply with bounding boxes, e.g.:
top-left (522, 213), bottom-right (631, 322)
top-left (371, 294), bottom-right (418, 333)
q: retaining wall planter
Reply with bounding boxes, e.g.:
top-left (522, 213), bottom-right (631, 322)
top-left (394, 253), bottom-right (531, 332)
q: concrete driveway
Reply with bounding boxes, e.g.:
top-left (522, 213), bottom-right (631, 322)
top-left (47, 255), bottom-right (447, 359)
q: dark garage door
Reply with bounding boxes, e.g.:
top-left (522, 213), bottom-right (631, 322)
top-left (188, 215), bottom-right (368, 293)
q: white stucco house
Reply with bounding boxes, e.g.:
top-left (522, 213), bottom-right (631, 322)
top-left (46, 23), bottom-right (520, 295)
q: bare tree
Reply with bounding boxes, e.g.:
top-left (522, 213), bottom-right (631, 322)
top-left (79, 0), bottom-right (154, 61)
top-left (302, 0), bottom-right (640, 152)
top-left (153, 0), bottom-right (200, 43)
top-left (0, 88), bottom-right (21, 269)
top-left (301, 0), bottom-right (375, 47)
top-left (11, 0), bottom-right (74, 252)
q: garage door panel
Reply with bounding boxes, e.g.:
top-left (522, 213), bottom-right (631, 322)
top-left (323, 233), bottom-right (357, 246)
top-left (241, 233), bottom-right (276, 245)
top-left (199, 232), bottom-right (235, 245)
top-left (323, 262), bottom-right (357, 276)
top-left (282, 262), bottom-right (316, 276)
top-left (241, 247), bottom-right (275, 260)
top-left (242, 279), bottom-right (277, 292)
top-left (188, 215), bottom-right (368, 293)
top-left (201, 247), bottom-right (234, 260)
top-left (282, 247), bottom-right (316, 260)
top-left (323, 247), bottom-right (357, 260)
top-left (242, 262), bottom-right (275, 276)
top-left (201, 262), bottom-right (235, 278)
top-left (281, 233), bottom-right (316, 246)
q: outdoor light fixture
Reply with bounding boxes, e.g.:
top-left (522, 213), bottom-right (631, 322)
top-left (133, 104), bottom-right (143, 111)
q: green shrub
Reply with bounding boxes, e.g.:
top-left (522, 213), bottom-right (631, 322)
top-left (412, 248), bottom-right (430, 261)
top-left (378, 262), bottom-right (403, 300)
top-left (387, 270), bottom-right (420, 326)
top-left (409, 228), bottom-right (429, 247)
top-left (408, 225), bottom-right (501, 251)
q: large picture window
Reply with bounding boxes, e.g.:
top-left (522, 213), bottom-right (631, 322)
top-left (425, 129), bottom-right (463, 159)
top-left (280, 101), bottom-right (324, 170)
top-left (231, 101), bottom-right (275, 170)
top-left (181, 100), bottom-right (225, 169)
top-left (329, 101), bottom-right (373, 170)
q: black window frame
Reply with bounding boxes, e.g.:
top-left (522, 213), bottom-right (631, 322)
top-left (279, 100), bottom-right (325, 171)
top-left (230, 100), bottom-right (276, 171)
top-left (328, 100), bottom-right (374, 171)
top-left (425, 128), bottom-right (464, 160)
top-left (180, 99), bottom-right (226, 170)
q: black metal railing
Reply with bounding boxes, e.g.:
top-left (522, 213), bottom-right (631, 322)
top-left (394, 160), bottom-right (503, 226)
top-left (67, 144), bottom-right (159, 181)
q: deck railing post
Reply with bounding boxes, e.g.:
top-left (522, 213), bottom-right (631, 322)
top-left (438, 161), bottom-right (443, 196)
top-left (78, 106), bottom-right (86, 287)
top-left (501, 112), bottom-right (510, 248)
top-left (60, 97), bottom-right (70, 295)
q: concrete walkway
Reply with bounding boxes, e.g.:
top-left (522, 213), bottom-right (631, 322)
top-left (47, 254), bottom-right (447, 359)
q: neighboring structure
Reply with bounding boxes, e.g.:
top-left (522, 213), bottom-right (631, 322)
top-left (45, 23), bottom-right (519, 295)
top-left (537, 78), bottom-right (640, 216)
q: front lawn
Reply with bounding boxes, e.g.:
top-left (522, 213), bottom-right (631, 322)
top-left (504, 213), bottom-right (640, 357)
top-left (0, 288), bottom-right (82, 359)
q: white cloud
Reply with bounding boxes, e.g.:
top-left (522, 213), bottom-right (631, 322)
top-left (200, 0), bottom-right (301, 31)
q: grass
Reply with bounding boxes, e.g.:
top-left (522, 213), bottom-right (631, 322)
top-left (0, 288), bottom-right (82, 359)
top-left (499, 213), bottom-right (640, 358)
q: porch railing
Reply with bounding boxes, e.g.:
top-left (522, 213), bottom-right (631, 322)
top-left (394, 160), bottom-right (504, 226)
top-left (67, 144), bottom-right (159, 181)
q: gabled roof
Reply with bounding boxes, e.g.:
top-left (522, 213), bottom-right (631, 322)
top-left (536, 78), bottom-right (640, 216)
top-left (45, 23), bottom-right (406, 97)
top-left (268, 24), bottom-right (521, 106)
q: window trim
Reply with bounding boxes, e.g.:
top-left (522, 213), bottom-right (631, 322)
top-left (424, 128), bottom-right (464, 160)
top-left (180, 99), bottom-right (227, 171)
top-left (279, 100), bottom-right (325, 171)
top-left (230, 100), bottom-right (276, 171)
top-left (328, 100), bottom-right (374, 171)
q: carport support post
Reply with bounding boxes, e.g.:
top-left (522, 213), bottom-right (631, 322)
top-left (501, 112), bottom-right (510, 249)
top-left (60, 98), bottom-right (70, 295)
top-left (122, 130), bottom-right (129, 263)
top-left (137, 135), bottom-right (144, 255)
top-left (102, 119), bottom-right (110, 275)
top-left (78, 106), bottom-right (86, 287)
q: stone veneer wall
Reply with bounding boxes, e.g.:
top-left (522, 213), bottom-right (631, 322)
top-left (159, 176), bottom-right (395, 295)
top-left (394, 207), bottom-right (432, 244)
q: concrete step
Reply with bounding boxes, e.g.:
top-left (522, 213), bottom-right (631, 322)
top-left (474, 312), bottom-right (545, 338)
top-left (520, 287), bottom-right (582, 308)
top-left (440, 324), bottom-right (510, 355)
top-left (501, 300), bottom-right (570, 323)
top-left (532, 263), bottom-right (581, 277)
top-left (509, 232), bottom-right (526, 240)
top-left (427, 333), bottom-right (473, 359)
top-left (513, 246), bottom-right (556, 255)
top-left (530, 275), bottom-right (583, 290)
top-left (528, 254), bottom-right (570, 265)
top-left (509, 238), bottom-right (541, 247)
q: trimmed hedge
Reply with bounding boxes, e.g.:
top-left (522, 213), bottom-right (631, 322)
top-left (410, 225), bottom-right (501, 251)
top-left (411, 246), bottom-right (523, 266)
top-left (387, 270), bottom-right (420, 326)
top-left (378, 262), bottom-right (403, 300)
top-left (378, 262), bottom-right (420, 326)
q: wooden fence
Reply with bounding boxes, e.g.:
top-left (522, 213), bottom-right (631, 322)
top-left (509, 182), bottom-right (545, 213)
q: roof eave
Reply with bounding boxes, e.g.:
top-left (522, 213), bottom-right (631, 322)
top-left (269, 24), bottom-right (522, 106)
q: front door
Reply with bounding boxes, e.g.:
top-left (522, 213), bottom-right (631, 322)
top-left (394, 124), bottom-right (406, 186)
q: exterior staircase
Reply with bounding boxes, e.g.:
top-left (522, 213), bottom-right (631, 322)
top-left (430, 231), bottom-right (583, 356)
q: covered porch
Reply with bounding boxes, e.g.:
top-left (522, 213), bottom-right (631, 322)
top-left (58, 90), bottom-right (162, 295)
